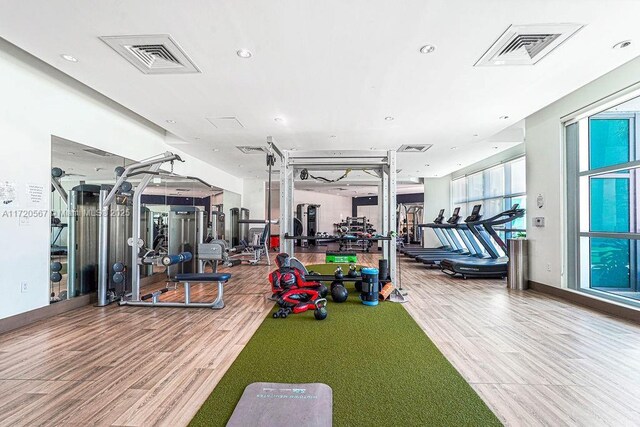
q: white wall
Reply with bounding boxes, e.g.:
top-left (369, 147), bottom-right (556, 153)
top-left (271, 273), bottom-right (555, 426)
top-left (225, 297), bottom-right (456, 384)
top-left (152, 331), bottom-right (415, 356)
top-left (242, 179), bottom-right (266, 220)
top-left (262, 188), bottom-right (352, 235)
top-left (0, 38), bottom-right (242, 319)
top-left (526, 55), bottom-right (640, 288)
top-left (294, 190), bottom-right (352, 233)
top-left (423, 176), bottom-right (452, 247)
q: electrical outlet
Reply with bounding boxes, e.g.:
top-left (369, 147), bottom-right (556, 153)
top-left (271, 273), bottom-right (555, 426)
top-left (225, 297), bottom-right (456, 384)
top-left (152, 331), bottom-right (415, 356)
top-left (20, 282), bottom-right (28, 293)
top-left (546, 263), bottom-right (551, 272)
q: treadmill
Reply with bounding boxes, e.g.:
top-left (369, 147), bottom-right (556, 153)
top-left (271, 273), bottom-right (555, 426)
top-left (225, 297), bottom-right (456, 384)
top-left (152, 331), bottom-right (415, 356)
top-left (439, 204), bottom-right (525, 279)
top-left (415, 205), bottom-right (485, 266)
top-left (401, 209), bottom-right (448, 256)
top-left (403, 208), bottom-right (465, 259)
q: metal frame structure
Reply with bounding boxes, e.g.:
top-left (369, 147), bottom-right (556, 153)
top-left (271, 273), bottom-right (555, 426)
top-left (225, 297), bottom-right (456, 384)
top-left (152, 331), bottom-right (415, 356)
top-left (279, 150), bottom-right (397, 283)
top-left (97, 152), bottom-right (182, 306)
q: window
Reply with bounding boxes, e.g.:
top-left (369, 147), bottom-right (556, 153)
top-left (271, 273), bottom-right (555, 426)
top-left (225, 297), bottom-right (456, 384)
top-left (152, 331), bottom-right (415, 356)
top-left (567, 95), bottom-right (640, 304)
top-left (451, 156), bottom-right (526, 238)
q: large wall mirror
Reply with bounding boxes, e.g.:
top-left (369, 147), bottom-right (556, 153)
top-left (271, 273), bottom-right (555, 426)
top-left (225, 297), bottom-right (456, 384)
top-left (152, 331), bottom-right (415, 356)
top-left (50, 136), bottom-right (222, 304)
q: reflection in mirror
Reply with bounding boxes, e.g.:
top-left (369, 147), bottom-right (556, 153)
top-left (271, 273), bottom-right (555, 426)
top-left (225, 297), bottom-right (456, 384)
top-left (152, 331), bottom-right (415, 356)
top-left (50, 137), bottom-right (223, 306)
top-left (50, 136), bottom-right (132, 303)
top-left (140, 175), bottom-right (221, 277)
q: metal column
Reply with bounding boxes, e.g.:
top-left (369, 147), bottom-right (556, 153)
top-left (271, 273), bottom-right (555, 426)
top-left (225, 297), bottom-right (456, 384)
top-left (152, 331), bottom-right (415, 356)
top-left (130, 162), bottom-right (162, 302)
top-left (96, 188), bottom-right (110, 306)
top-left (67, 190), bottom-right (78, 298)
top-left (280, 150), bottom-right (294, 256)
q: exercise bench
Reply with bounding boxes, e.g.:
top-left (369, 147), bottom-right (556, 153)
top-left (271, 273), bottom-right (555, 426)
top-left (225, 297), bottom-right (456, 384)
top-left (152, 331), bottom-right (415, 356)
top-left (121, 272), bottom-right (231, 309)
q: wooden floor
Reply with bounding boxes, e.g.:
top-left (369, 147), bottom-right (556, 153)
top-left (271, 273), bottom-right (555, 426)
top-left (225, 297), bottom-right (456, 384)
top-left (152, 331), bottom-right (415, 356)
top-left (1, 253), bottom-right (640, 426)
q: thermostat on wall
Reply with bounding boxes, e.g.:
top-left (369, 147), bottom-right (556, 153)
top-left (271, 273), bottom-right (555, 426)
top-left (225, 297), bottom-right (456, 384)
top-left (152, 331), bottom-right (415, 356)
top-left (533, 217), bottom-right (545, 227)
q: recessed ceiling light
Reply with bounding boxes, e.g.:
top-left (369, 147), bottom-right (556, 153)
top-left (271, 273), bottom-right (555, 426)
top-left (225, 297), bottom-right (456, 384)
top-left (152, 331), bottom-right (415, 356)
top-left (60, 54), bottom-right (78, 62)
top-left (457, 163), bottom-right (462, 166)
top-left (166, 119), bottom-right (176, 124)
top-left (473, 134), bottom-right (479, 137)
top-left (236, 49), bottom-right (252, 58)
top-left (492, 146), bottom-right (499, 149)
top-left (194, 137), bottom-right (201, 140)
top-left (425, 164), bottom-right (430, 167)
top-left (238, 164), bottom-right (243, 168)
top-left (67, 152), bottom-right (75, 155)
top-left (384, 116), bottom-right (394, 121)
top-left (613, 40), bottom-right (632, 49)
top-left (450, 146), bottom-right (457, 150)
top-left (419, 44), bottom-right (436, 54)
top-left (213, 148), bottom-right (220, 152)
top-left (499, 115), bottom-right (509, 120)
top-left (274, 117), bottom-right (285, 123)
top-left (329, 135), bottom-right (337, 138)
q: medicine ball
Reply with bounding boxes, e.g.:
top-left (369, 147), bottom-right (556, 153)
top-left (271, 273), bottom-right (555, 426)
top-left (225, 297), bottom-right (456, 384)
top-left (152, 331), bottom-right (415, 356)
top-left (331, 285), bottom-right (348, 303)
top-left (354, 280), bottom-right (363, 292)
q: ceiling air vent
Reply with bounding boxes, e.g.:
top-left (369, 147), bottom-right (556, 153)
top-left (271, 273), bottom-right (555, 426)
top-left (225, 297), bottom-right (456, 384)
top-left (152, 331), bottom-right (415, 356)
top-left (397, 144), bottom-right (432, 153)
top-left (475, 24), bottom-right (583, 66)
top-left (99, 34), bottom-right (200, 74)
top-left (237, 146), bottom-right (268, 154)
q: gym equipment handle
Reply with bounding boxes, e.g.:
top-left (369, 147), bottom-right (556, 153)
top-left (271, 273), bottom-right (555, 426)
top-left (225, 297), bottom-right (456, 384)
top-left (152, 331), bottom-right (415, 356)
top-left (161, 252), bottom-right (193, 266)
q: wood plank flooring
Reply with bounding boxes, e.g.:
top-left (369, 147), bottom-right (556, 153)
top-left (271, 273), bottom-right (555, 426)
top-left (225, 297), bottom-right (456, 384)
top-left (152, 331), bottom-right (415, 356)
top-left (1, 252), bottom-right (640, 426)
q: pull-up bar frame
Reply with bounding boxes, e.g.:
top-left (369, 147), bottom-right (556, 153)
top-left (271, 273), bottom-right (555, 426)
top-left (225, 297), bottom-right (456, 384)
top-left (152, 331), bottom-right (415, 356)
top-left (279, 150), bottom-right (397, 284)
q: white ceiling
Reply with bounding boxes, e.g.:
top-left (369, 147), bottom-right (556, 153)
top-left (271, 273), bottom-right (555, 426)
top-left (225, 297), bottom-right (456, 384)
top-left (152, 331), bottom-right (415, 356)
top-left (5, 0), bottom-right (640, 188)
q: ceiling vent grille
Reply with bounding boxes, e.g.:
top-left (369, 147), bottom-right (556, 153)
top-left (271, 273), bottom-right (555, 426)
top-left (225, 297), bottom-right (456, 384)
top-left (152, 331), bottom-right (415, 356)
top-left (475, 24), bottom-right (583, 66)
top-left (397, 144), bottom-right (432, 153)
top-left (237, 146), bottom-right (268, 154)
top-left (99, 34), bottom-right (200, 74)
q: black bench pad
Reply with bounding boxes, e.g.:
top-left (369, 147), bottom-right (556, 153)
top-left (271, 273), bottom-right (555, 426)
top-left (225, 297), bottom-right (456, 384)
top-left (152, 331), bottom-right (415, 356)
top-left (175, 273), bottom-right (231, 282)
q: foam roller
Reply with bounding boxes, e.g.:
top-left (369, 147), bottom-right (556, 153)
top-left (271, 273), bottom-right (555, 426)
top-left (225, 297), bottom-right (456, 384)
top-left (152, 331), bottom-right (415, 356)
top-left (161, 252), bottom-right (193, 266)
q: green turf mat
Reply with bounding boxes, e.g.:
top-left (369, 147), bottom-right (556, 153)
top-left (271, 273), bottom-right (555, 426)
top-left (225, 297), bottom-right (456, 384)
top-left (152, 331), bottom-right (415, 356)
top-left (190, 264), bottom-right (501, 426)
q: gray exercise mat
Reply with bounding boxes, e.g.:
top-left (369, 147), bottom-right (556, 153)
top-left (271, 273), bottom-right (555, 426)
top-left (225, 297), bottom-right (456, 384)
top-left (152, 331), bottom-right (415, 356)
top-left (226, 382), bottom-right (332, 427)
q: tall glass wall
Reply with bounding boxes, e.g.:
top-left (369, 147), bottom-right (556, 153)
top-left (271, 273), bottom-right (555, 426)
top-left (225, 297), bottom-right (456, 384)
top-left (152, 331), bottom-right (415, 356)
top-left (451, 156), bottom-right (526, 239)
top-left (567, 95), bottom-right (640, 302)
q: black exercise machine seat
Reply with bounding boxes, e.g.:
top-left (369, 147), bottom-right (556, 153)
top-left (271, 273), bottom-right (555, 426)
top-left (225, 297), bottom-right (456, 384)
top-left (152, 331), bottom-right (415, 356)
top-left (175, 273), bottom-right (232, 282)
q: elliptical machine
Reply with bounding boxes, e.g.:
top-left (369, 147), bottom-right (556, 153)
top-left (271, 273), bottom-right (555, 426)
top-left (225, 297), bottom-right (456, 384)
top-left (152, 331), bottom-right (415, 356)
top-left (268, 253), bottom-right (328, 320)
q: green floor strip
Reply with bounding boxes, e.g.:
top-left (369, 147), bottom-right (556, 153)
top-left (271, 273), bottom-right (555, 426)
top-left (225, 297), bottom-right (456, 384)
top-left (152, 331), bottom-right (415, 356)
top-left (190, 264), bottom-right (500, 426)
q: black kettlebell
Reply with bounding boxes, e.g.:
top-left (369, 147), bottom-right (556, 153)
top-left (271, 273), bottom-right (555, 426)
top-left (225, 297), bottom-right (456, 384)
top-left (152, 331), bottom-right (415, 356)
top-left (334, 266), bottom-right (344, 280)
